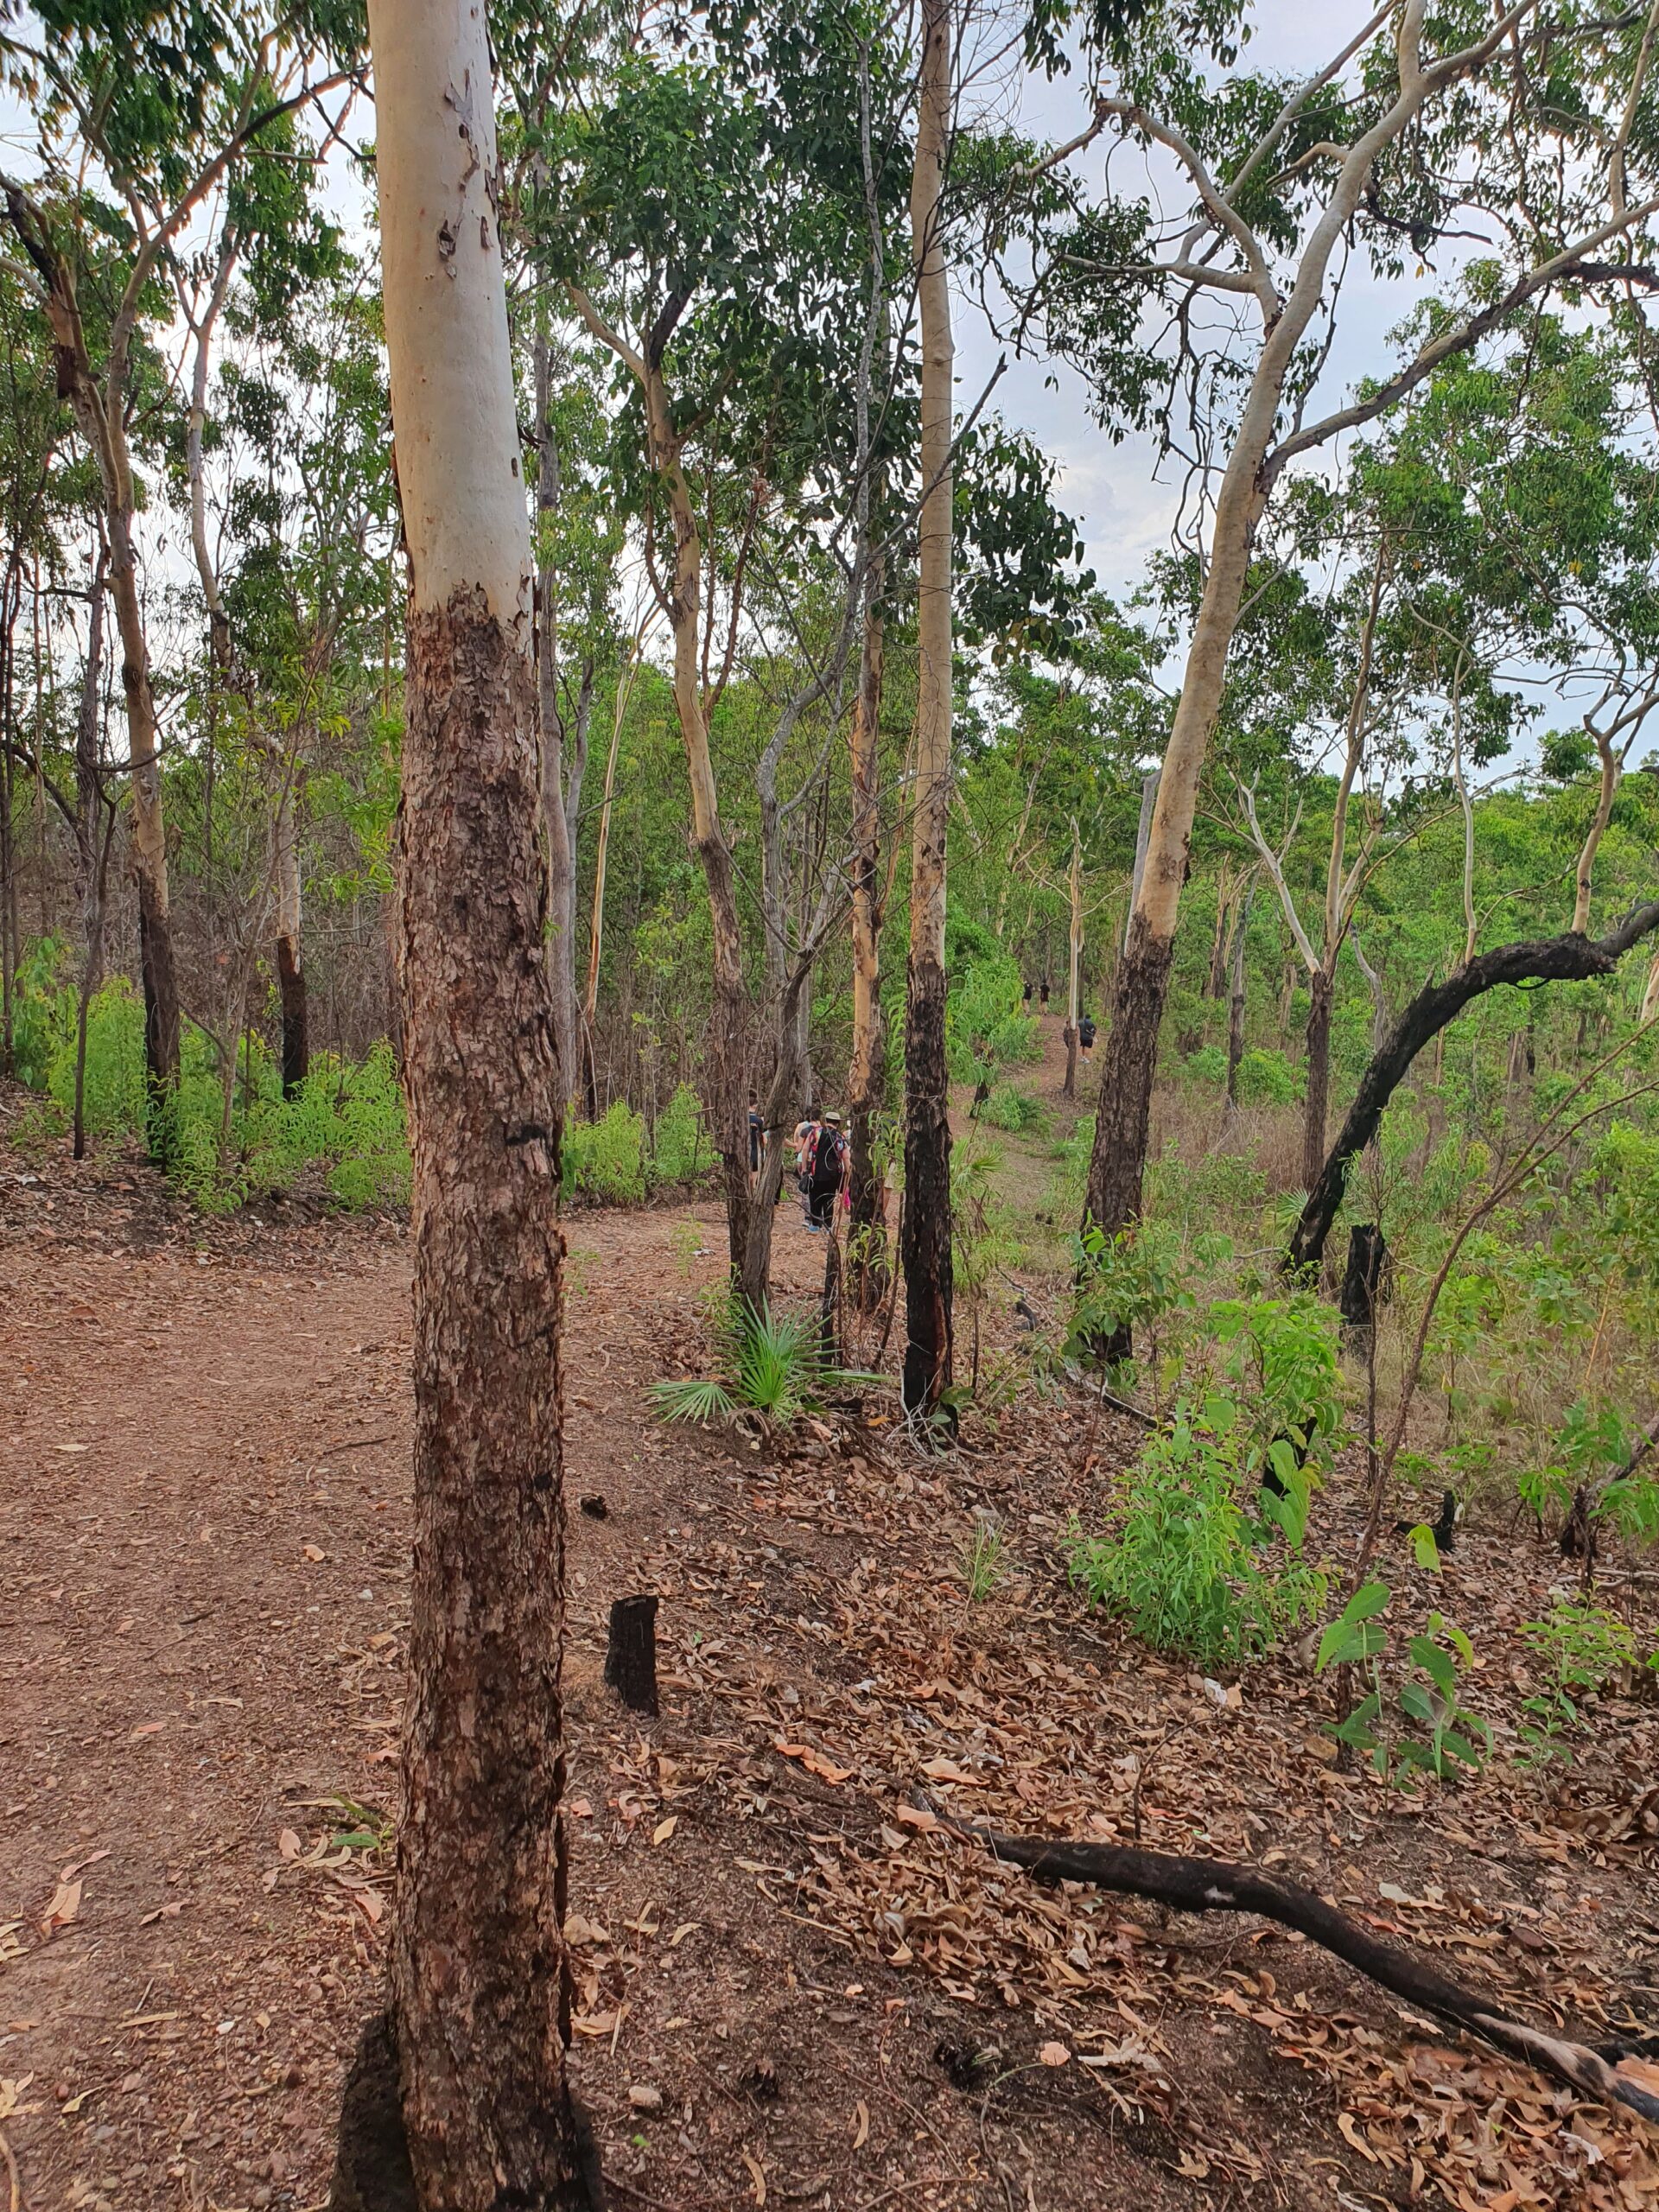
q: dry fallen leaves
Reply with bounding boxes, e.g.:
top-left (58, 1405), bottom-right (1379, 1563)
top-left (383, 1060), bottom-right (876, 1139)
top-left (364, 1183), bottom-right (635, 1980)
top-left (40, 1880), bottom-right (79, 1936)
top-left (773, 1741), bottom-right (852, 1785)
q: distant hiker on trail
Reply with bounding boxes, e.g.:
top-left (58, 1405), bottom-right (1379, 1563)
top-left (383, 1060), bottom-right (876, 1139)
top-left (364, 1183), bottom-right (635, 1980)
top-left (748, 1090), bottom-right (763, 1176)
top-left (804, 1111), bottom-right (846, 1232)
top-left (1078, 1013), bottom-right (1096, 1063)
top-left (1022, 978), bottom-right (1033, 1007)
top-left (1039, 977), bottom-right (1051, 1014)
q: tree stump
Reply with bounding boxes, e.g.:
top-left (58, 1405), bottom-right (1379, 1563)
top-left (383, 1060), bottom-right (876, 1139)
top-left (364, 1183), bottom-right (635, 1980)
top-left (1339, 1224), bottom-right (1389, 1345)
top-left (604, 1596), bottom-right (659, 1716)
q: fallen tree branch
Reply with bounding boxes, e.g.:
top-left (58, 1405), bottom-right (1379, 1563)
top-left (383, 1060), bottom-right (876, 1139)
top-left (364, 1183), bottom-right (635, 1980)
top-left (918, 1794), bottom-right (1659, 2127)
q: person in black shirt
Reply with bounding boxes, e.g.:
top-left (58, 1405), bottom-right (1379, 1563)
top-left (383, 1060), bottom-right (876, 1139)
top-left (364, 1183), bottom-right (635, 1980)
top-left (805, 1111), bottom-right (846, 1231)
top-left (1078, 1013), bottom-right (1096, 1063)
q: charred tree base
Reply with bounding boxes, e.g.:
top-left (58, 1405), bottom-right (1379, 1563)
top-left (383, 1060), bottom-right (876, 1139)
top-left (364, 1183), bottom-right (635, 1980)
top-left (328, 2011), bottom-right (608, 2212)
top-left (900, 953), bottom-right (953, 1426)
top-left (278, 936), bottom-right (309, 1100)
top-left (605, 1595), bottom-right (660, 1716)
top-left (328, 2013), bottom-right (416, 2212)
top-left (1082, 915), bottom-right (1175, 1254)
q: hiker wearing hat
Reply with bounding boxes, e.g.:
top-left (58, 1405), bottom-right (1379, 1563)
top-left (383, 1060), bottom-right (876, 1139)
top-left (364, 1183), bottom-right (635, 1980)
top-left (804, 1110), bottom-right (846, 1232)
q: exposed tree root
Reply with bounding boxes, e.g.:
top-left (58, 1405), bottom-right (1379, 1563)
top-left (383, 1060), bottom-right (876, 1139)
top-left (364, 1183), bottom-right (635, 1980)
top-left (919, 1796), bottom-right (1659, 2127)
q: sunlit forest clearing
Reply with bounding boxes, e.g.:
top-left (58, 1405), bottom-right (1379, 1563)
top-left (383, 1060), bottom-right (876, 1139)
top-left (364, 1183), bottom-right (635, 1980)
top-left (3, 0), bottom-right (1659, 2208)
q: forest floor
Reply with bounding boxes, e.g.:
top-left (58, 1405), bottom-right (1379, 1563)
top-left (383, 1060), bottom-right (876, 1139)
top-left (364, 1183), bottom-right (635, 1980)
top-left (4, 1052), bottom-right (1659, 2212)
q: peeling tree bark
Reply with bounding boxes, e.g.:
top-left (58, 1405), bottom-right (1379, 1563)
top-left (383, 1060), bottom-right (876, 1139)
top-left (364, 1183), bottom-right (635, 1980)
top-left (367, 3), bottom-right (585, 2203)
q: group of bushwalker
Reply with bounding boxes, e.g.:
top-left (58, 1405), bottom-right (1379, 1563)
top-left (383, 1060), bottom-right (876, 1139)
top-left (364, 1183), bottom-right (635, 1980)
top-left (744, 982), bottom-right (1098, 1236)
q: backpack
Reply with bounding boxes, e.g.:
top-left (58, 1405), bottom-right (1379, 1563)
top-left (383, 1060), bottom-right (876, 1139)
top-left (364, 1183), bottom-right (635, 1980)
top-left (811, 1125), bottom-right (844, 1182)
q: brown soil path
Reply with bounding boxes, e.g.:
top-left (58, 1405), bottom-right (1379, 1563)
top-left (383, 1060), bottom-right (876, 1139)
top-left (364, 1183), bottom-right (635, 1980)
top-left (3, 1141), bottom-right (1658, 2212)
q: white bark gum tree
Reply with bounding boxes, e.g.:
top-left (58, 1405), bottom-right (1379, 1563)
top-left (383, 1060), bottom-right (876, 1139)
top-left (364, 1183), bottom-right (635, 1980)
top-left (566, 284), bottom-right (756, 1285)
top-left (181, 244), bottom-right (312, 1098)
top-left (900, 0), bottom-right (956, 1421)
top-left (365, 2), bottom-right (585, 2202)
top-left (1072, 0), bottom-right (1659, 1263)
top-left (531, 327), bottom-right (594, 1103)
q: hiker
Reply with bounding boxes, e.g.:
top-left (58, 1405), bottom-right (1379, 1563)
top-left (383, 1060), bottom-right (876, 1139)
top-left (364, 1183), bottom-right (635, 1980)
top-left (804, 1110), bottom-right (846, 1232)
top-left (747, 1090), bottom-right (764, 1177)
top-left (1038, 977), bottom-right (1051, 1014)
top-left (1021, 978), bottom-right (1033, 1007)
top-left (1078, 1012), bottom-right (1096, 1064)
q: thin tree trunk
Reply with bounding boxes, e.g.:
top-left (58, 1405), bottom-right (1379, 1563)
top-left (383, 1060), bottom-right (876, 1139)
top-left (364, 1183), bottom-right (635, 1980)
top-left (1123, 767), bottom-right (1159, 953)
top-left (533, 326), bottom-right (580, 1099)
top-left (274, 762), bottom-right (308, 1097)
top-left (105, 505), bottom-right (181, 1143)
top-left (71, 556), bottom-right (108, 1159)
top-left (847, 569), bottom-right (887, 1303)
top-left (1224, 876), bottom-right (1255, 1115)
top-left (900, 0), bottom-right (954, 1422)
top-left (1302, 962), bottom-right (1334, 1192)
top-left (368, 3), bottom-right (585, 2203)
top-left (9, 201), bottom-right (184, 1134)
top-left (582, 636), bottom-right (640, 1120)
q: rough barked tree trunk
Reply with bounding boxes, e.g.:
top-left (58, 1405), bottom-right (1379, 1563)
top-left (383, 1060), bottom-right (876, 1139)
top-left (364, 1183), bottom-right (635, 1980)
top-left (900, 0), bottom-right (954, 1423)
top-left (1287, 902), bottom-right (1659, 1277)
top-left (368, 3), bottom-right (586, 2204)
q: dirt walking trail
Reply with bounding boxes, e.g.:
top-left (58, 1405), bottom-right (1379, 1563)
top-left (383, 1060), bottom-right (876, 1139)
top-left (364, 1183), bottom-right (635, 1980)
top-left (3, 1137), bottom-right (1658, 2212)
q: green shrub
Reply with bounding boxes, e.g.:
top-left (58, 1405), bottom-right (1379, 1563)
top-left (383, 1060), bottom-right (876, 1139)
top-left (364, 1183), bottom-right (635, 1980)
top-left (650, 1083), bottom-right (707, 1184)
top-left (1067, 1395), bottom-right (1326, 1666)
top-left (981, 1083), bottom-right (1047, 1134)
top-left (45, 977), bottom-right (149, 1136)
top-left (652, 1298), bottom-right (872, 1427)
top-left (1234, 1048), bottom-right (1300, 1106)
top-left (947, 956), bottom-right (1039, 1083)
top-left (1185, 1044), bottom-right (1228, 1085)
top-left (564, 1098), bottom-right (646, 1204)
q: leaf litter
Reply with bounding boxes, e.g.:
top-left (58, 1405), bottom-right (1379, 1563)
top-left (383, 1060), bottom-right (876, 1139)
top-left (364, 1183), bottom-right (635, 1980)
top-left (3, 1179), bottom-right (1658, 2209)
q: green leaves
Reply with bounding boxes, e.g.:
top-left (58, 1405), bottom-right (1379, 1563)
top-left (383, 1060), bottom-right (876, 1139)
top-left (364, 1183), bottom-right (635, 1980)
top-left (1316, 1584), bottom-right (1491, 1787)
top-left (1315, 1581), bottom-right (1389, 1674)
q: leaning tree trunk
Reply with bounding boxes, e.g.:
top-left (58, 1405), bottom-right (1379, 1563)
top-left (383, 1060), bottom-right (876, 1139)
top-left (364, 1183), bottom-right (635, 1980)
top-left (1301, 961), bottom-right (1334, 1194)
top-left (900, 0), bottom-right (954, 1423)
top-left (1287, 903), bottom-right (1659, 1277)
top-left (367, 3), bottom-right (586, 2205)
top-left (847, 562), bottom-right (887, 1307)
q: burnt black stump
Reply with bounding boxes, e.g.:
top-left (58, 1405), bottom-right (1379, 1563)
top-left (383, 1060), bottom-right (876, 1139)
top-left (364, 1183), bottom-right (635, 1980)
top-left (604, 1594), bottom-right (659, 1716)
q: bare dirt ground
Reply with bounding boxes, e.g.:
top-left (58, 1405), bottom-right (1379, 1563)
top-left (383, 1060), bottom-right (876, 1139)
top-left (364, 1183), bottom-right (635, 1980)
top-left (4, 1100), bottom-right (1659, 2212)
